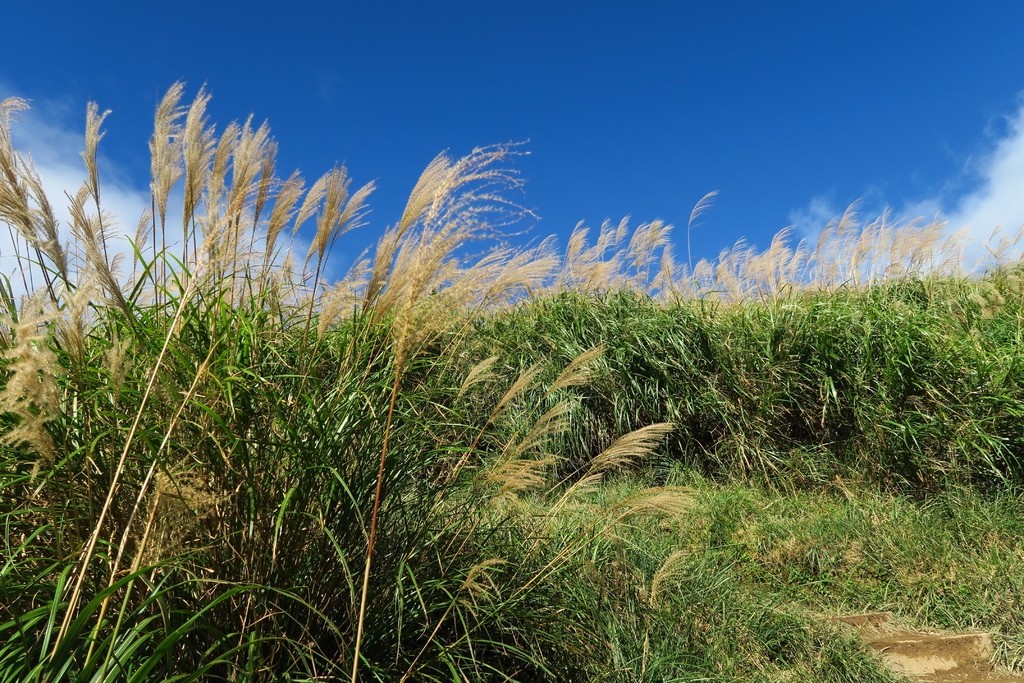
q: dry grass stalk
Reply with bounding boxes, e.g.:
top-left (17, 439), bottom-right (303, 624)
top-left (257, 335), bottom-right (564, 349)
top-left (742, 227), bottom-right (807, 301)
top-left (201, 119), bottom-right (240, 262)
top-left (360, 145), bottom-right (532, 371)
top-left (0, 97), bottom-right (69, 296)
top-left (485, 454), bottom-right (558, 505)
top-left (81, 103), bottom-right (109, 228)
top-left (550, 216), bottom-right (691, 296)
top-left (67, 185), bottom-right (128, 313)
top-left (648, 549), bottom-right (690, 608)
top-left (140, 466), bottom-right (227, 566)
top-left (459, 355), bottom-right (500, 397)
top-left (52, 273), bottom-right (98, 374)
top-left (554, 423), bottom-right (675, 505)
top-left (651, 242), bottom-right (681, 298)
top-left (973, 280), bottom-right (1007, 318)
top-left (627, 219), bottom-right (671, 289)
top-left (475, 402), bottom-right (572, 505)
top-left (315, 258), bottom-right (372, 335)
top-left (149, 84), bottom-right (185, 264)
top-left (440, 360), bottom-right (550, 489)
top-left (207, 118), bottom-right (272, 286)
top-left (671, 206), bottom-right (1024, 302)
top-left (103, 333), bottom-right (129, 403)
top-left (263, 170), bottom-right (305, 268)
top-left (347, 144), bottom-right (530, 679)
top-left (0, 291), bottom-right (59, 470)
top-left (442, 239), bottom-right (558, 310)
top-left (687, 190), bottom-right (718, 272)
top-left (18, 82), bottom-right (1020, 321)
top-left (179, 87), bottom-right (215, 264)
top-left (492, 362), bottom-right (544, 421)
top-left (546, 344), bottom-right (604, 396)
top-left (499, 401), bottom-right (572, 463)
top-left (607, 486), bottom-right (697, 526)
top-left (53, 215), bottom-right (221, 657)
top-left (459, 558), bottom-right (508, 609)
top-left (557, 218), bottom-right (629, 292)
top-left (516, 486), bottom-right (696, 617)
top-left (305, 165), bottom-right (374, 270)
top-left (226, 117), bottom-right (272, 225)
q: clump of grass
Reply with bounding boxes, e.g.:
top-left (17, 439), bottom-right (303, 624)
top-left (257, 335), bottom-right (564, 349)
top-left (0, 86), bottom-right (575, 680)
top-left (2, 85), bottom-right (729, 681)
top-left (472, 265), bottom-right (1024, 492)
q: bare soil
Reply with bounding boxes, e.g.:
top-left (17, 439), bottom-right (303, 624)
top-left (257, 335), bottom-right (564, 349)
top-left (830, 613), bottom-right (1024, 683)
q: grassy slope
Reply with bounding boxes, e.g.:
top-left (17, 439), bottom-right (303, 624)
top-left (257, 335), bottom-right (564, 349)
top-left (2, 87), bottom-right (1024, 681)
top-left (470, 278), bottom-right (1024, 491)
top-left (449, 279), bottom-right (1024, 679)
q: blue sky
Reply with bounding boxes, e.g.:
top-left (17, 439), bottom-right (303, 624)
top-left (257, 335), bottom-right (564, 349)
top-left (4, 1), bottom-right (1024, 275)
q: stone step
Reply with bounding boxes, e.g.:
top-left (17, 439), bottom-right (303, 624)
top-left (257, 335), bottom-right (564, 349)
top-left (867, 631), bottom-right (993, 677)
top-left (830, 612), bottom-right (1024, 682)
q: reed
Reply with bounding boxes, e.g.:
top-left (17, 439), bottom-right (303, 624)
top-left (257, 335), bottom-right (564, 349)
top-left (3, 84), bottom-right (1024, 681)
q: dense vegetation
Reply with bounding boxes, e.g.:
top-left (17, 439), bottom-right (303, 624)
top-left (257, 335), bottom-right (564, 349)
top-left (2, 86), bottom-right (1024, 681)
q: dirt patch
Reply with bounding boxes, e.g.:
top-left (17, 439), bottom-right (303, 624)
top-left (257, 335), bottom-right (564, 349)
top-left (866, 632), bottom-right (993, 679)
top-left (830, 612), bottom-right (1024, 683)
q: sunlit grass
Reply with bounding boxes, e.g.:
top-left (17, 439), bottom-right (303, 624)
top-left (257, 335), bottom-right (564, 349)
top-left (2, 84), bottom-right (1024, 681)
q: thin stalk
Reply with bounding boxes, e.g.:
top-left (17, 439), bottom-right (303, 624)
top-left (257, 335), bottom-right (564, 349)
top-left (350, 362), bottom-right (403, 683)
top-left (50, 269), bottom-right (200, 665)
top-left (83, 351), bottom-right (213, 667)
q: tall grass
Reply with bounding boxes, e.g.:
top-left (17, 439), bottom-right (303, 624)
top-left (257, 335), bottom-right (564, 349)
top-left (2, 84), bottom-right (1024, 681)
top-left (474, 269), bottom-right (1024, 491)
top-left (0, 86), bottom-right (558, 680)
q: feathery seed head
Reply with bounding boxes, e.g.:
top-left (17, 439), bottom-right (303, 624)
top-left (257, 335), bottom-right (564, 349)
top-left (0, 292), bottom-right (60, 469)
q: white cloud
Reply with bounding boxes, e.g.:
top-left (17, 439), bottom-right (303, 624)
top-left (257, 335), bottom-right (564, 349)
top-left (0, 90), bottom-right (150, 293)
top-left (787, 193), bottom-right (840, 244)
top-left (943, 102), bottom-right (1024, 240)
top-left (787, 96), bottom-right (1024, 268)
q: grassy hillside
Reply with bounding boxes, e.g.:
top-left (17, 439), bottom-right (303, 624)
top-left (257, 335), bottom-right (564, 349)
top-left (2, 85), bottom-right (1024, 681)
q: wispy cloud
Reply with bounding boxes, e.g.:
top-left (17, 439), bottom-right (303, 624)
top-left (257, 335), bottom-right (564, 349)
top-left (0, 87), bottom-right (150, 289)
top-left (943, 101), bottom-right (1024, 240)
top-left (789, 96), bottom-right (1024, 252)
top-left (787, 194), bottom-right (841, 244)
